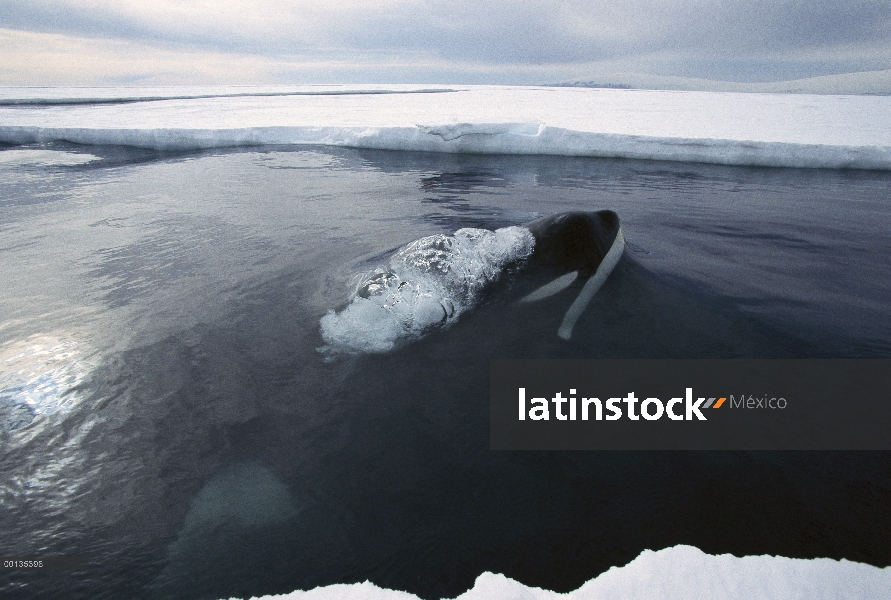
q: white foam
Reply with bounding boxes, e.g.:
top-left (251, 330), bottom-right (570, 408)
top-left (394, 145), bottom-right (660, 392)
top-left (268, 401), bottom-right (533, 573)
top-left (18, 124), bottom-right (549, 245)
top-left (1, 86), bottom-right (889, 170)
top-left (320, 226), bottom-right (535, 354)
top-left (222, 545), bottom-right (891, 600)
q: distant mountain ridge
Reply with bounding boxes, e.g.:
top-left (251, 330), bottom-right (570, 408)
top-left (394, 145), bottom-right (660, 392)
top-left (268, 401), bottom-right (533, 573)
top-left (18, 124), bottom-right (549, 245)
top-left (552, 68), bottom-right (891, 95)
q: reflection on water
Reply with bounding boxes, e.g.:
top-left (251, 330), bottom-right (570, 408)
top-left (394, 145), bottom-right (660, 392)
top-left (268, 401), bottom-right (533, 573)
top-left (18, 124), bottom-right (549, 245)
top-left (1, 143), bottom-right (890, 599)
top-left (0, 149), bottom-right (100, 167)
top-left (0, 334), bottom-right (93, 437)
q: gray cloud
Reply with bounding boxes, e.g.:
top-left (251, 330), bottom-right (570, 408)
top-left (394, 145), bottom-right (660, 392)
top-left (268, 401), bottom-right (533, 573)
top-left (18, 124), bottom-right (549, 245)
top-left (1, 0), bottom-right (889, 84)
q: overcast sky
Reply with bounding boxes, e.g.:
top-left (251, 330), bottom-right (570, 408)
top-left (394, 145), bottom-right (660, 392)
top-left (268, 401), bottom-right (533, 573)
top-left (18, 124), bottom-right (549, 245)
top-left (1, 0), bottom-right (889, 86)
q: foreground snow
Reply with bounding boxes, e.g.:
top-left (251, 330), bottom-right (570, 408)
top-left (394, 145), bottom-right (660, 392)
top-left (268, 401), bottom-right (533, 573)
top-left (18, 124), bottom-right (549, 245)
top-left (1, 86), bottom-right (890, 170)
top-left (227, 545), bottom-right (891, 600)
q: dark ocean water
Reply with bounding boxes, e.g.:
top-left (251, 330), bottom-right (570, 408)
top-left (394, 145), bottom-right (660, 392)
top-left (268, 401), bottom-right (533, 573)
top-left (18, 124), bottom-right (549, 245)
top-left (1, 143), bottom-right (890, 599)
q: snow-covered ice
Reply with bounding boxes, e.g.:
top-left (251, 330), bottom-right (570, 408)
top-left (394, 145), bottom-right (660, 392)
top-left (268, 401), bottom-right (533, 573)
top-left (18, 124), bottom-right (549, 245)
top-left (1, 85), bottom-right (889, 169)
top-left (225, 545), bottom-right (891, 600)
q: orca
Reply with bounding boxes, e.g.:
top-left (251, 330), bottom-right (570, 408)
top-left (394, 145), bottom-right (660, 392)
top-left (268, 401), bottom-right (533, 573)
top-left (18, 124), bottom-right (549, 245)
top-left (517, 210), bottom-right (624, 339)
top-left (319, 210), bottom-right (623, 354)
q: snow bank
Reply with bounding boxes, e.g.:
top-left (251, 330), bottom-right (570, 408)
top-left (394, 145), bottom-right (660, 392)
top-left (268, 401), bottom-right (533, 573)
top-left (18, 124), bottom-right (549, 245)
top-left (1, 86), bottom-right (889, 170)
top-left (225, 545), bottom-right (891, 600)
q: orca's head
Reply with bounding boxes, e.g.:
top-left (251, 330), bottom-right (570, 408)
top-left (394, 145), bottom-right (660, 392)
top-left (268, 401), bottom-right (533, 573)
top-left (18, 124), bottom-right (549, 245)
top-left (518, 210), bottom-right (624, 339)
top-left (525, 210), bottom-right (621, 279)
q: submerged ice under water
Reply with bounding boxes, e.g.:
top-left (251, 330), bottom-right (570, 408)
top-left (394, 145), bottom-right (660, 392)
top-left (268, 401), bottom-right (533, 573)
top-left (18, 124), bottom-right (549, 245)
top-left (0, 138), bottom-right (889, 600)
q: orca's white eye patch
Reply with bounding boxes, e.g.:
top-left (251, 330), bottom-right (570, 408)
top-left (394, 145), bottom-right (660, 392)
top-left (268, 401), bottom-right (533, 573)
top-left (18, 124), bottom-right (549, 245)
top-left (557, 227), bottom-right (624, 340)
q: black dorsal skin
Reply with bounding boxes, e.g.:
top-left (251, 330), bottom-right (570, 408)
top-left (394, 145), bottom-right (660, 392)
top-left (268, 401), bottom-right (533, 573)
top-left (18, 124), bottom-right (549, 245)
top-left (524, 210), bottom-right (621, 279)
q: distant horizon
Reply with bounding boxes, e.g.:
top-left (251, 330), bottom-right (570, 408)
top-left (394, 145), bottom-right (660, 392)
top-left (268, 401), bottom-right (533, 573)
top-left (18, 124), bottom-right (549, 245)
top-left (1, 67), bottom-right (890, 97)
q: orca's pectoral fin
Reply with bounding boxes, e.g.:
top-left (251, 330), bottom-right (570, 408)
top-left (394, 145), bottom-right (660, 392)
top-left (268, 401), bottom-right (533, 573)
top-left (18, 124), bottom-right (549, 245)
top-left (557, 227), bottom-right (625, 340)
top-left (518, 271), bottom-right (579, 304)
